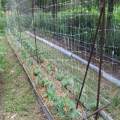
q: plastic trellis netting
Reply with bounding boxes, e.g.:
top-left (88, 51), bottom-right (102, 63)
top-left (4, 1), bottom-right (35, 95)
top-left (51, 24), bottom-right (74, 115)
top-left (6, 0), bottom-right (120, 120)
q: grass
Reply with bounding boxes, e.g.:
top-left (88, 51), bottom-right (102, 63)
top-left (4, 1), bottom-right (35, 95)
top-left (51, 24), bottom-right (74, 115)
top-left (0, 35), bottom-right (48, 120)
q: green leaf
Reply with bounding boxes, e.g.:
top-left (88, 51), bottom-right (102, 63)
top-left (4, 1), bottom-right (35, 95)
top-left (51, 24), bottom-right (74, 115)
top-left (69, 78), bottom-right (74, 84)
top-left (56, 71), bottom-right (64, 80)
top-left (38, 72), bottom-right (45, 78)
top-left (61, 79), bottom-right (68, 86)
top-left (53, 98), bottom-right (60, 106)
top-left (44, 78), bottom-right (53, 87)
top-left (67, 84), bottom-right (72, 90)
top-left (47, 85), bottom-right (54, 94)
top-left (86, 99), bottom-right (96, 110)
top-left (74, 87), bottom-right (86, 94)
top-left (49, 71), bottom-right (53, 75)
top-left (34, 67), bottom-right (40, 74)
top-left (80, 94), bottom-right (85, 103)
top-left (68, 108), bottom-right (79, 119)
top-left (57, 102), bottom-right (64, 116)
top-left (66, 99), bottom-right (75, 107)
top-left (37, 76), bottom-right (43, 83)
top-left (46, 66), bottom-right (51, 71)
top-left (44, 93), bottom-right (48, 97)
top-left (52, 108), bottom-right (57, 114)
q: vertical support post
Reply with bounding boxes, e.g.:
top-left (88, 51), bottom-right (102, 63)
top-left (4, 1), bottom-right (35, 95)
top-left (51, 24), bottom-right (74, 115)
top-left (76, 7), bottom-right (103, 109)
top-left (32, 0), bottom-right (38, 63)
top-left (17, 4), bottom-right (22, 45)
top-left (8, 10), bottom-right (10, 33)
top-left (96, 0), bottom-right (106, 120)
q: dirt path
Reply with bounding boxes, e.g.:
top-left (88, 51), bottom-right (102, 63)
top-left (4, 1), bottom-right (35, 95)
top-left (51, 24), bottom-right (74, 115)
top-left (0, 36), bottom-right (48, 120)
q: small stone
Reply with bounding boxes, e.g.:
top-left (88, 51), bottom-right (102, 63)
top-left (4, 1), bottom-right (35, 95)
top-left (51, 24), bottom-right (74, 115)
top-left (11, 115), bottom-right (16, 119)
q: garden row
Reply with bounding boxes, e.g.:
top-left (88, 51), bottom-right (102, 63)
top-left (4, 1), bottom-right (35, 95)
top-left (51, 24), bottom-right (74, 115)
top-left (7, 31), bottom-right (104, 120)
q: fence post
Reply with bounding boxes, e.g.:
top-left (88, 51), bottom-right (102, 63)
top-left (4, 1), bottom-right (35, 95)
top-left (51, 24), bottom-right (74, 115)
top-left (17, 3), bottom-right (22, 45)
top-left (96, 0), bottom-right (106, 119)
top-left (76, 6), bottom-right (103, 109)
top-left (32, 0), bottom-right (39, 63)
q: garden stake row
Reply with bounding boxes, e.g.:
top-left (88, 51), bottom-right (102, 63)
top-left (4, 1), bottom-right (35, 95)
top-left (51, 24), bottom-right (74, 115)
top-left (17, 3), bottom-right (22, 46)
top-left (32, 0), bottom-right (38, 63)
top-left (76, 0), bottom-right (110, 119)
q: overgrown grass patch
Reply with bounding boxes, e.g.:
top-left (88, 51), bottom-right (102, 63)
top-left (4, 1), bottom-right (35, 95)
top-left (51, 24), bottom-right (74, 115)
top-left (0, 36), bottom-right (48, 120)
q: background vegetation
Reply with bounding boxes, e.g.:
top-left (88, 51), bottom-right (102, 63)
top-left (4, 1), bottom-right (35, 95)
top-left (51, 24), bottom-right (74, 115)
top-left (14, 0), bottom-right (120, 59)
top-left (0, 0), bottom-right (8, 34)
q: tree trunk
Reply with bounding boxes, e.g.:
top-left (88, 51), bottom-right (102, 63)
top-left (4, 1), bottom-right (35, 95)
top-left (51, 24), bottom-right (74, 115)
top-left (106, 0), bottom-right (114, 30)
top-left (52, 0), bottom-right (57, 37)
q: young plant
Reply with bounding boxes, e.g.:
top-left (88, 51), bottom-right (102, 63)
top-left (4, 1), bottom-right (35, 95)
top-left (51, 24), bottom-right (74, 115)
top-left (65, 99), bottom-right (79, 119)
top-left (46, 64), bottom-right (55, 75)
top-left (74, 86), bottom-right (86, 103)
top-left (56, 71), bottom-right (64, 81)
top-left (68, 108), bottom-right (79, 120)
top-left (21, 50), bottom-right (27, 58)
top-left (52, 95), bottom-right (67, 117)
top-left (31, 48), bottom-right (36, 55)
top-left (44, 78), bottom-right (53, 87)
top-left (38, 55), bottom-right (44, 63)
top-left (33, 66), bottom-right (40, 76)
top-left (28, 59), bottom-right (33, 66)
top-left (37, 72), bottom-right (45, 87)
top-left (44, 78), bottom-right (55, 98)
top-left (86, 99), bottom-right (100, 111)
top-left (61, 75), bottom-right (74, 90)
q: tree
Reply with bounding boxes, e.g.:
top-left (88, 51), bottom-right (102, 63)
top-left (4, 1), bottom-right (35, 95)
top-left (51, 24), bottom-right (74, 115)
top-left (1, 0), bottom-right (9, 11)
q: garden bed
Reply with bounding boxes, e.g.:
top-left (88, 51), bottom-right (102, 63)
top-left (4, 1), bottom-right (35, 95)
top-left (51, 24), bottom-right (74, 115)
top-left (6, 33), bottom-right (113, 120)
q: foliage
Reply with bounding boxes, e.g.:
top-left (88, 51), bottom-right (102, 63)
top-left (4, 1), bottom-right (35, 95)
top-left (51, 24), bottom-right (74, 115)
top-left (33, 66), bottom-right (40, 76)
top-left (112, 94), bottom-right (120, 107)
top-left (56, 71), bottom-right (64, 80)
top-left (37, 72), bottom-right (45, 84)
top-left (38, 54), bottom-right (44, 63)
top-left (0, 45), bottom-right (7, 73)
top-left (33, 3), bottom-right (120, 58)
top-left (46, 64), bottom-right (55, 75)
top-left (61, 75), bottom-right (74, 89)
top-left (0, 17), bottom-right (6, 34)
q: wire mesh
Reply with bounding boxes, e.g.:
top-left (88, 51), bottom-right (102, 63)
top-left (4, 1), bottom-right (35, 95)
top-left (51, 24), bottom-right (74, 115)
top-left (5, 0), bottom-right (120, 120)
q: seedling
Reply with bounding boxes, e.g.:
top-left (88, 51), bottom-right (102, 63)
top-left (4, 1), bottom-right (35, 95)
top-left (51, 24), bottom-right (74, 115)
top-left (46, 64), bottom-right (55, 75)
top-left (31, 48), bottom-right (36, 55)
top-left (33, 66), bottom-right (40, 76)
top-left (61, 75), bottom-right (74, 90)
top-left (68, 108), bottom-right (79, 119)
top-left (52, 95), bottom-right (67, 116)
top-left (46, 64), bottom-right (55, 71)
top-left (28, 59), bottom-right (33, 66)
top-left (37, 72), bottom-right (45, 87)
top-left (44, 78), bottom-right (54, 88)
top-left (65, 99), bottom-right (79, 119)
top-left (74, 86), bottom-right (86, 95)
top-left (21, 50), bottom-right (27, 58)
top-left (44, 78), bottom-right (55, 98)
top-left (86, 99), bottom-right (98, 111)
top-left (56, 71), bottom-right (64, 80)
top-left (74, 86), bottom-right (86, 103)
top-left (38, 55), bottom-right (44, 63)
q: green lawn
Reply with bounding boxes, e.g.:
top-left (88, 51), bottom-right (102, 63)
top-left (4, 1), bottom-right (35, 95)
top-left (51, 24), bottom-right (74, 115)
top-left (0, 35), bottom-right (48, 120)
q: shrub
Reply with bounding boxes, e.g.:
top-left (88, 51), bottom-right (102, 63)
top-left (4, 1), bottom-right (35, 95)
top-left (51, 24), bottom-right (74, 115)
top-left (0, 17), bottom-right (6, 34)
